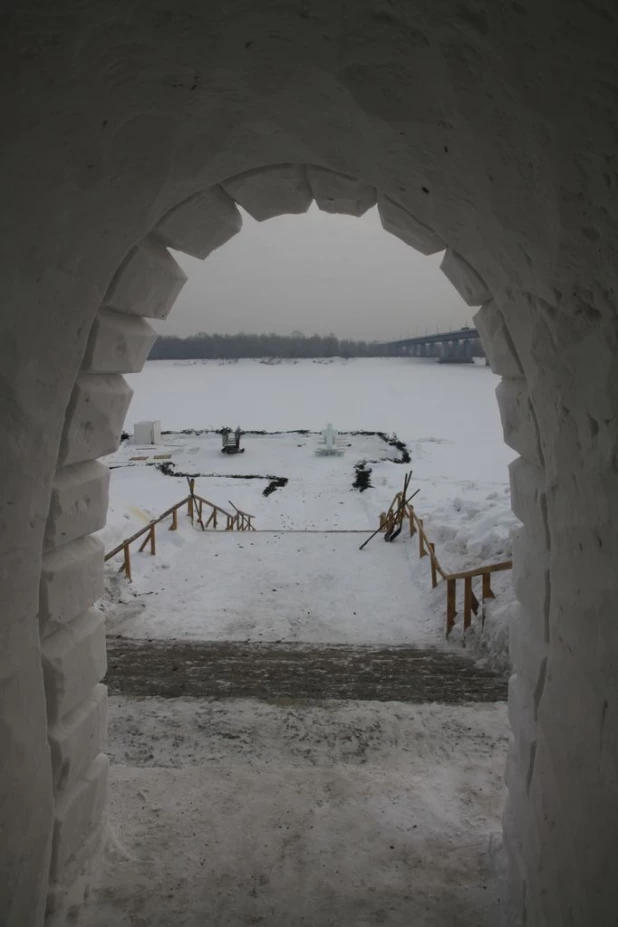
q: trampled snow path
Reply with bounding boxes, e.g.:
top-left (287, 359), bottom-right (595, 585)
top-left (106, 639), bottom-right (508, 702)
top-left (104, 531), bottom-right (443, 646)
top-left (79, 697), bottom-right (509, 927)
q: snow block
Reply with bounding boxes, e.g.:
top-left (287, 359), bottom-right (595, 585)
top-left (441, 249), bottom-right (491, 305)
top-left (508, 674), bottom-right (535, 744)
top-left (508, 674), bottom-right (537, 784)
top-left (474, 301), bottom-right (524, 377)
top-left (42, 610), bottom-right (107, 724)
top-left (222, 164), bottom-right (312, 221)
top-left (154, 186), bottom-right (243, 259)
top-left (40, 536), bottom-right (104, 635)
top-left (496, 378), bottom-right (543, 466)
top-left (46, 823), bottom-right (104, 917)
top-left (50, 753), bottom-right (109, 880)
top-left (377, 194), bottom-right (445, 255)
top-left (45, 461), bottom-right (110, 551)
top-left (307, 166), bottom-right (376, 217)
top-left (502, 817), bottom-right (535, 927)
top-left (509, 457), bottom-right (549, 545)
top-left (82, 309), bottom-right (157, 375)
top-left (501, 787), bottom-right (528, 927)
top-left (104, 238), bottom-right (187, 320)
top-left (504, 734), bottom-right (536, 815)
top-left (511, 527), bottom-right (550, 636)
top-left (509, 602), bottom-right (548, 690)
top-left (58, 373), bottom-right (133, 467)
top-left (49, 685), bottom-right (107, 795)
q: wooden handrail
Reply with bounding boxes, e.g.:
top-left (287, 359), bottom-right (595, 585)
top-left (227, 499), bottom-right (256, 531)
top-left (104, 486), bottom-right (255, 580)
top-left (227, 499), bottom-right (255, 520)
top-left (447, 560), bottom-right (513, 581)
top-left (193, 493), bottom-right (235, 519)
top-left (104, 496), bottom-right (191, 560)
top-left (379, 486), bottom-right (512, 642)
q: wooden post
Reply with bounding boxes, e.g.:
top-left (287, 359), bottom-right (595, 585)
top-left (213, 508), bottom-right (217, 529)
top-left (187, 479), bottom-right (196, 524)
top-left (198, 499), bottom-right (203, 521)
top-left (170, 508), bottom-right (178, 531)
top-left (123, 544), bottom-right (132, 582)
top-left (463, 576), bottom-right (473, 633)
top-left (482, 572), bottom-right (495, 601)
top-left (419, 519), bottom-right (427, 558)
top-left (150, 524), bottom-right (156, 555)
top-left (446, 578), bottom-right (456, 637)
top-left (409, 509), bottom-right (415, 536)
top-left (430, 543), bottom-right (437, 588)
top-left (482, 572), bottom-right (494, 627)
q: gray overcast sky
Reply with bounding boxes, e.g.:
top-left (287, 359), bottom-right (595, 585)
top-left (157, 204), bottom-right (471, 341)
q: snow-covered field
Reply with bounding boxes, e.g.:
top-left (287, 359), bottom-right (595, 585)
top-left (122, 356), bottom-right (511, 485)
top-left (100, 357), bottom-right (516, 664)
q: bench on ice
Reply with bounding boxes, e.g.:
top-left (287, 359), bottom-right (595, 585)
top-left (221, 426), bottom-right (245, 454)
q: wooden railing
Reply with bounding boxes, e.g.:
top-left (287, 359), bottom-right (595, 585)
top-left (379, 492), bottom-right (512, 641)
top-left (104, 483), bottom-right (255, 581)
top-left (190, 495), bottom-right (255, 532)
top-left (226, 500), bottom-right (256, 532)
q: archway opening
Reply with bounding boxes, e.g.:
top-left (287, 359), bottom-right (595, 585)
top-left (17, 151), bottom-right (543, 927)
top-left (64, 181), bottom-right (516, 925)
top-left (102, 198), bottom-right (514, 656)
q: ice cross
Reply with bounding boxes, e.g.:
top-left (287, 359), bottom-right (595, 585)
top-left (322, 423), bottom-right (337, 449)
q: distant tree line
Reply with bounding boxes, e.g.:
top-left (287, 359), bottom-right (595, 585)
top-left (149, 331), bottom-right (395, 360)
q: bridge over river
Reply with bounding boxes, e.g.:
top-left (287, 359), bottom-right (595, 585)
top-left (385, 327), bottom-right (486, 364)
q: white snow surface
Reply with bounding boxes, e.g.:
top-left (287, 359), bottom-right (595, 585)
top-left (102, 531), bottom-right (442, 645)
top-left (99, 358), bottom-right (517, 665)
top-left (80, 697), bottom-right (509, 927)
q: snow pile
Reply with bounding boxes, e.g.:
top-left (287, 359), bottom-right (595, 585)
top-left (420, 491), bottom-right (518, 672)
top-left (426, 491), bottom-right (514, 567)
top-left (98, 466), bottom-right (193, 554)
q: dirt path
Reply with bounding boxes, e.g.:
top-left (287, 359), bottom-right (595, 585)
top-left (106, 638), bottom-right (507, 703)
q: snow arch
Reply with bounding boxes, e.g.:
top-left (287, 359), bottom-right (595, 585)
top-left (2, 4), bottom-right (617, 925)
